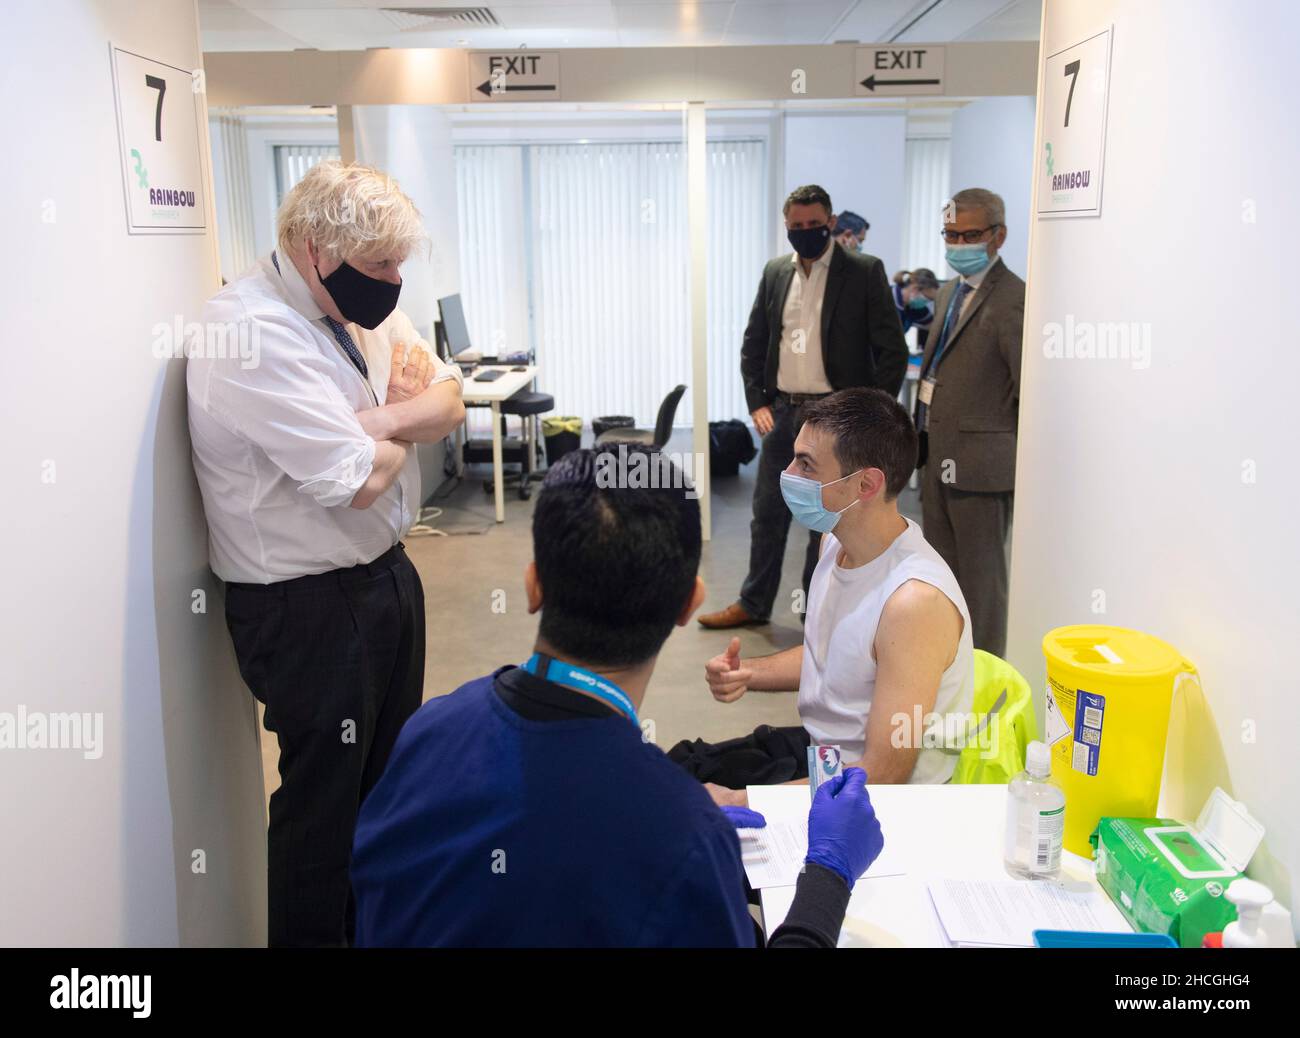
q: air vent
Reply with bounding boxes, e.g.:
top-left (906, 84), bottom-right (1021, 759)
top-left (380, 6), bottom-right (500, 31)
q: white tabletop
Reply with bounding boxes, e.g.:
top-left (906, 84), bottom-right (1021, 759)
top-left (752, 783), bottom-right (1111, 947)
top-left (460, 364), bottom-right (538, 403)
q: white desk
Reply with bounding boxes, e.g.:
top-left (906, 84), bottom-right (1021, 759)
top-left (459, 365), bottom-right (540, 523)
top-left (752, 783), bottom-right (1116, 947)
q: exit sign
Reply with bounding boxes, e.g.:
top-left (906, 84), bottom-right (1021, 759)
top-left (855, 46), bottom-right (946, 96)
top-left (468, 51), bottom-right (561, 101)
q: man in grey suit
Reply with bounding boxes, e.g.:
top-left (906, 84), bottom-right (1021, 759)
top-left (914, 188), bottom-right (1025, 657)
top-left (699, 184), bottom-right (908, 629)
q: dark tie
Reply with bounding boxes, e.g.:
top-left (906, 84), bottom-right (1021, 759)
top-left (916, 281), bottom-right (973, 432)
top-left (924, 280), bottom-right (974, 377)
top-left (321, 315), bottom-right (369, 380)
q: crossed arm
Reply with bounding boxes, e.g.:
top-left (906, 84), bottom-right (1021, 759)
top-left (351, 342), bottom-right (466, 509)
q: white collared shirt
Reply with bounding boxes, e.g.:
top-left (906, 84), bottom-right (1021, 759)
top-left (776, 245), bottom-right (834, 395)
top-left (187, 253), bottom-right (463, 584)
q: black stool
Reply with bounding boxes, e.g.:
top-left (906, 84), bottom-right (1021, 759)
top-left (493, 389), bottom-right (554, 499)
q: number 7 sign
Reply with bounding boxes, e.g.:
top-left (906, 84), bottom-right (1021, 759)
top-left (111, 46), bottom-right (207, 234)
top-left (1037, 27), bottom-right (1113, 218)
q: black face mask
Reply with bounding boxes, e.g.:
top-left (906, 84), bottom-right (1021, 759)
top-left (787, 225), bottom-right (830, 261)
top-left (315, 259), bottom-right (402, 330)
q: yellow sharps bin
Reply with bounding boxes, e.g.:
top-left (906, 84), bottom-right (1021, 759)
top-left (1042, 626), bottom-right (1197, 857)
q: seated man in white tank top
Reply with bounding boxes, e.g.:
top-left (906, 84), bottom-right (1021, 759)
top-left (688, 388), bottom-right (974, 801)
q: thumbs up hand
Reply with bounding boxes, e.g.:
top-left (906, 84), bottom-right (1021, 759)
top-left (705, 636), bottom-right (752, 704)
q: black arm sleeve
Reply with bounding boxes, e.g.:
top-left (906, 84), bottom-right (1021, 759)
top-left (766, 863), bottom-right (851, 948)
top-left (863, 259), bottom-right (909, 398)
top-left (740, 268), bottom-right (772, 414)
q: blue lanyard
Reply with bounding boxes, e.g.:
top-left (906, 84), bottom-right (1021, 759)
top-left (522, 653), bottom-right (639, 727)
top-left (924, 281), bottom-right (970, 377)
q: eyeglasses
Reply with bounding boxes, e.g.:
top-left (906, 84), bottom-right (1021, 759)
top-left (941, 225), bottom-right (1001, 244)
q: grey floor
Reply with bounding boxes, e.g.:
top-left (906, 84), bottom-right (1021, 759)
top-left (259, 428), bottom-right (923, 798)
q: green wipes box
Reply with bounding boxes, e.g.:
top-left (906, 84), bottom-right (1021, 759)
top-left (1090, 787), bottom-right (1264, 948)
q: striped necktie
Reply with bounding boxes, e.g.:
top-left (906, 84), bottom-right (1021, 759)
top-left (321, 315), bottom-right (369, 380)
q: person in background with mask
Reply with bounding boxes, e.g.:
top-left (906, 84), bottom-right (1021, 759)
top-left (674, 389), bottom-right (973, 802)
top-left (834, 210), bottom-right (869, 252)
top-left (698, 185), bottom-right (907, 631)
top-left (188, 160), bottom-right (466, 946)
top-left (892, 267), bottom-right (940, 341)
top-left (912, 188), bottom-right (1025, 657)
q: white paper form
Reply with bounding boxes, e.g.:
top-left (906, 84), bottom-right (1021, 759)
top-left (739, 816), bottom-right (907, 889)
top-left (927, 878), bottom-right (1131, 947)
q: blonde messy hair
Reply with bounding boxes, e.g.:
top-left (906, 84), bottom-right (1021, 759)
top-left (276, 160), bottom-right (426, 263)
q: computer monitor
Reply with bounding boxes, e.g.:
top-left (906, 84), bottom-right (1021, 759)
top-left (436, 294), bottom-right (474, 360)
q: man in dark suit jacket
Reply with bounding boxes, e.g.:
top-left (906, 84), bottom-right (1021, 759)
top-left (914, 188), bottom-right (1025, 657)
top-left (699, 185), bottom-right (907, 629)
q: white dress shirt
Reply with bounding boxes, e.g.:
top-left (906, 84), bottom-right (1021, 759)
top-left (776, 245), bottom-right (834, 395)
top-left (187, 253), bottom-right (463, 584)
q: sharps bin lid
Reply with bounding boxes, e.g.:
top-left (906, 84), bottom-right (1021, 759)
top-left (1042, 625), bottom-right (1192, 686)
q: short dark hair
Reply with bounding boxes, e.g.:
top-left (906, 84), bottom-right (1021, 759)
top-left (532, 445), bottom-right (701, 667)
top-left (835, 210), bottom-right (869, 237)
top-left (783, 184), bottom-right (832, 217)
top-left (909, 268), bottom-right (940, 290)
top-left (799, 388), bottom-right (918, 500)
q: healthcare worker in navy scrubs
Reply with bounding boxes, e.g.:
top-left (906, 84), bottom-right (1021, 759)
top-left (351, 445), bottom-right (883, 947)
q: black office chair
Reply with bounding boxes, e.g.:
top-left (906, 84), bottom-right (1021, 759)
top-left (594, 384), bottom-right (686, 449)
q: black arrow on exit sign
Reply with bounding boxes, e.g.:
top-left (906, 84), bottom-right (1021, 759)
top-left (476, 80), bottom-right (558, 97)
top-left (859, 75), bottom-right (941, 91)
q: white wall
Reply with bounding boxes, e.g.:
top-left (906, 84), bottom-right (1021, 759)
top-left (0, 1), bottom-right (266, 944)
top-left (1009, 0), bottom-right (1299, 928)
top-left (782, 111), bottom-right (908, 274)
top-left (949, 95), bottom-right (1036, 277)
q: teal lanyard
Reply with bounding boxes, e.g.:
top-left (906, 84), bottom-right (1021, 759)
top-left (522, 653), bottom-right (639, 727)
top-left (924, 281), bottom-right (971, 377)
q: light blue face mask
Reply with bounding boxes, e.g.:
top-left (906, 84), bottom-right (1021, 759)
top-left (779, 468), bottom-right (863, 533)
top-left (945, 242), bottom-right (992, 276)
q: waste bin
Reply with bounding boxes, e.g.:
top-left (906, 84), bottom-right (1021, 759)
top-left (592, 415), bottom-right (635, 440)
top-left (1042, 625), bottom-right (1198, 857)
top-left (543, 415), bottom-right (582, 467)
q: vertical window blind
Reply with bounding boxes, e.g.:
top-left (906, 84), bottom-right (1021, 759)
top-left (900, 136), bottom-right (952, 277)
top-left (455, 138), bottom-right (768, 430)
top-left (274, 144), bottom-right (340, 208)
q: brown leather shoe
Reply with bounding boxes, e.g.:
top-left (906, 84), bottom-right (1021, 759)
top-left (697, 602), bottom-right (765, 629)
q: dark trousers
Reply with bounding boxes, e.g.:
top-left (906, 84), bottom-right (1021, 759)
top-left (224, 544), bottom-right (426, 947)
top-left (668, 725), bottom-right (813, 788)
top-left (738, 395), bottom-right (821, 621)
top-left (920, 463), bottom-right (1013, 657)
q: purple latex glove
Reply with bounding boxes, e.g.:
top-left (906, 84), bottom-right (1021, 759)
top-left (720, 806), bottom-right (767, 829)
top-left (805, 767), bottom-right (883, 889)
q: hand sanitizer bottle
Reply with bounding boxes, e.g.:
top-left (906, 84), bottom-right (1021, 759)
top-left (1004, 741), bottom-right (1065, 879)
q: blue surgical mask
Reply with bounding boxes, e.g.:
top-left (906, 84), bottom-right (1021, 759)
top-left (945, 243), bottom-right (992, 276)
top-left (780, 468), bottom-right (863, 533)
top-left (908, 295), bottom-right (931, 311)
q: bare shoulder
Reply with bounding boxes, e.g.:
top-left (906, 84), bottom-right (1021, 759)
top-left (880, 579), bottom-right (963, 638)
